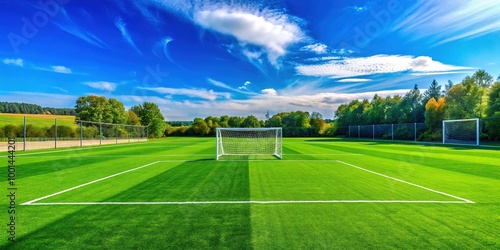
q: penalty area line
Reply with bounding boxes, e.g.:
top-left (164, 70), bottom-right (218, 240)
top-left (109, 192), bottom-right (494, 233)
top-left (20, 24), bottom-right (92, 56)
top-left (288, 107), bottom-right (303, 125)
top-left (336, 160), bottom-right (474, 204)
top-left (23, 200), bottom-right (472, 206)
top-left (21, 161), bottom-right (161, 205)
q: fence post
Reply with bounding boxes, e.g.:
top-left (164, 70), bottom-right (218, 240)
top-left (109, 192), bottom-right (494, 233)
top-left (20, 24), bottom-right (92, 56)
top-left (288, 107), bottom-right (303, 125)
top-left (358, 126), bottom-right (360, 139)
top-left (99, 122), bottom-right (102, 145)
top-left (116, 124), bottom-right (118, 144)
top-left (23, 116), bottom-right (26, 151)
top-left (476, 118), bottom-right (480, 146)
top-left (128, 126), bottom-right (130, 143)
top-left (348, 126), bottom-right (351, 138)
top-left (442, 121), bottom-right (445, 144)
top-left (373, 125), bottom-right (375, 140)
top-left (414, 123), bottom-right (417, 142)
top-left (80, 120), bottom-right (83, 147)
top-left (391, 124), bottom-right (394, 141)
top-left (146, 126), bottom-right (148, 141)
top-left (54, 118), bottom-right (57, 149)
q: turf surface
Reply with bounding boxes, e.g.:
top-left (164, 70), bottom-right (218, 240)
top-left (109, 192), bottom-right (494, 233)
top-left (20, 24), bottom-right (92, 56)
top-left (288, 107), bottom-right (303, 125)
top-left (1, 137), bottom-right (499, 249)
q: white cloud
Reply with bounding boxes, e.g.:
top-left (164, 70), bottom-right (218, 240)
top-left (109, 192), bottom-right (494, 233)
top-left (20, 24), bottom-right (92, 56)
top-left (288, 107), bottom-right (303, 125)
top-left (393, 0), bottom-right (500, 45)
top-left (301, 43), bottom-right (328, 54)
top-left (139, 87), bottom-right (230, 101)
top-left (296, 54), bottom-right (473, 78)
top-left (194, 8), bottom-right (304, 66)
top-left (207, 78), bottom-right (253, 95)
top-left (337, 78), bottom-right (373, 83)
top-left (238, 80), bottom-right (252, 90)
top-left (83, 81), bottom-right (117, 92)
top-left (2, 58), bottom-right (24, 67)
top-left (261, 88), bottom-right (277, 96)
top-left (51, 66), bottom-right (72, 74)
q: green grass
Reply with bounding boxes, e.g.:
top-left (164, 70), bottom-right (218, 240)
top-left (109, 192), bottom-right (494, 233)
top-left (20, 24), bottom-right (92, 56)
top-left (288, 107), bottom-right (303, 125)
top-left (1, 137), bottom-right (499, 249)
top-left (0, 113), bottom-right (76, 127)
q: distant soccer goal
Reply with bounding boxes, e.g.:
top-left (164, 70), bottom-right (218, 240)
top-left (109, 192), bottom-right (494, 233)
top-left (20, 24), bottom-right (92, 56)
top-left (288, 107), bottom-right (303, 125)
top-left (216, 128), bottom-right (282, 160)
top-left (443, 118), bottom-right (479, 146)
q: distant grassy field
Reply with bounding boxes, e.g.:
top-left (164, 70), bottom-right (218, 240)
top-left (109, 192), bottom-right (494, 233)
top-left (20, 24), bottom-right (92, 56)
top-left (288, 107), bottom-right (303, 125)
top-left (0, 113), bottom-right (76, 127)
top-left (1, 138), bottom-right (498, 249)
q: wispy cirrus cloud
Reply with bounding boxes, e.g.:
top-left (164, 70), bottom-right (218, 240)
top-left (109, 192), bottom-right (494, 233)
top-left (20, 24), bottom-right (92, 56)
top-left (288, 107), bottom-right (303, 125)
top-left (83, 81), bottom-right (117, 92)
top-left (53, 8), bottom-right (107, 48)
top-left (392, 0), bottom-right (500, 45)
top-left (115, 17), bottom-right (142, 55)
top-left (2, 58), bottom-right (24, 67)
top-left (337, 78), bottom-right (373, 83)
top-left (296, 55), bottom-right (473, 78)
top-left (139, 86), bottom-right (230, 101)
top-left (208, 78), bottom-right (254, 95)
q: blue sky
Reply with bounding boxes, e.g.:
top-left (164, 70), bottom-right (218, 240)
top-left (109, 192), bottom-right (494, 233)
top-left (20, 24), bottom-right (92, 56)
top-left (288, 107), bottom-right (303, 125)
top-left (1, 0), bottom-right (499, 120)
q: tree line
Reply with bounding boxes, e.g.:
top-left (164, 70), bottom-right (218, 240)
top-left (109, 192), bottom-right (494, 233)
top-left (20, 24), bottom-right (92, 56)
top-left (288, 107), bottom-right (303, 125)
top-left (0, 102), bottom-right (76, 115)
top-left (166, 111), bottom-right (335, 137)
top-left (75, 95), bottom-right (165, 138)
top-left (334, 70), bottom-right (500, 141)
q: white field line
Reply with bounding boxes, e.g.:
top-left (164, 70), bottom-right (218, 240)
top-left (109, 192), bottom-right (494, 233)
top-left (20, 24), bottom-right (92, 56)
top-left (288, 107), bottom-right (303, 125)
top-left (21, 161), bottom-right (161, 205)
top-left (336, 160), bottom-right (474, 204)
top-left (20, 154), bottom-right (215, 158)
top-left (283, 154), bottom-right (363, 156)
top-left (24, 200), bottom-right (471, 206)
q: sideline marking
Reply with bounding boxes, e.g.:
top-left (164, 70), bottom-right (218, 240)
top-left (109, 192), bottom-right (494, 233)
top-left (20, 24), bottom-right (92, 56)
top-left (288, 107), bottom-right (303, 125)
top-left (21, 161), bottom-right (161, 205)
top-left (336, 160), bottom-right (474, 204)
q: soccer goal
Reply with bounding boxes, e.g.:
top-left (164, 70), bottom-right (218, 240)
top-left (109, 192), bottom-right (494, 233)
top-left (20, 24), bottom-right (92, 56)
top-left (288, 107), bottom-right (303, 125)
top-left (216, 128), bottom-right (282, 160)
top-left (442, 118), bottom-right (479, 146)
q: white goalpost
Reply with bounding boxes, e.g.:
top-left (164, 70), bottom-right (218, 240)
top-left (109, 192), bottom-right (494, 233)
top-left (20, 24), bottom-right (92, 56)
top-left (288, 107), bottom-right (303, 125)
top-left (442, 118), bottom-right (480, 146)
top-left (216, 128), bottom-right (282, 160)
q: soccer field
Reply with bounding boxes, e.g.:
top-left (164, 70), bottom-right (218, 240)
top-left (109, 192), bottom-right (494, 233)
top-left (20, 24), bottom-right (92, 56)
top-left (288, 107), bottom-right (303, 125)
top-left (3, 137), bottom-right (499, 249)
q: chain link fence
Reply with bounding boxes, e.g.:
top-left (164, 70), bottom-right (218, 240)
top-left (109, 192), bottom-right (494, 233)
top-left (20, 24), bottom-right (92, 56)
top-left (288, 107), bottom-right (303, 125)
top-left (342, 117), bottom-right (500, 146)
top-left (0, 116), bottom-right (147, 151)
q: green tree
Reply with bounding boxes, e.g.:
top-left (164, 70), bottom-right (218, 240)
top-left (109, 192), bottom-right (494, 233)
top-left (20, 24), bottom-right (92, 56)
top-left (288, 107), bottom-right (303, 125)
top-left (310, 111), bottom-right (323, 119)
top-left (423, 79), bottom-right (442, 105)
top-left (266, 115), bottom-right (283, 127)
top-left (131, 102), bottom-right (165, 138)
top-left (228, 116), bottom-right (244, 127)
top-left (241, 115), bottom-right (261, 128)
top-left (445, 76), bottom-right (482, 119)
top-left (485, 81), bottom-right (500, 140)
top-left (75, 95), bottom-right (112, 123)
top-left (399, 84), bottom-right (423, 123)
top-left (472, 70), bottom-right (494, 117)
top-left (191, 118), bottom-right (210, 136)
top-left (365, 94), bottom-right (385, 124)
top-left (108, 98), bottom-right (128, 124)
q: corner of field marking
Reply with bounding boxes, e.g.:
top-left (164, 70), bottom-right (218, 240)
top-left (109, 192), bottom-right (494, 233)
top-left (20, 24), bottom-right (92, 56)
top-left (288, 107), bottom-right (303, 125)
top-left (20, 161), bottom-right (162, 206)
top-left (335, 160), bottom-right (475, 204)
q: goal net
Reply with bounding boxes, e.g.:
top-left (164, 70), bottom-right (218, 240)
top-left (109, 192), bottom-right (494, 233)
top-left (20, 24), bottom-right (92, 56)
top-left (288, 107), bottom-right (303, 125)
top-left (216, 128), bottom-right (282, 160)
top-left (443, 118), bottom-right (479, 146)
